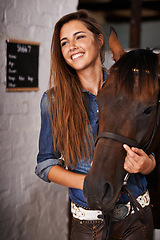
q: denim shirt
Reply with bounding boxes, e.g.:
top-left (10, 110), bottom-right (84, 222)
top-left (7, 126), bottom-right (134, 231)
top-left (35, 71), bottom-right (147, 208)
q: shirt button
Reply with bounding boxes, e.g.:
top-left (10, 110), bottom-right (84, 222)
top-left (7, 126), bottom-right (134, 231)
top-left (97, 110), bottom-right (99, 113)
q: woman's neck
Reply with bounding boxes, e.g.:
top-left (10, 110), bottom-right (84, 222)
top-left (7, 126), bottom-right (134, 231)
top-left (77, 65), bottom-right (103, 96)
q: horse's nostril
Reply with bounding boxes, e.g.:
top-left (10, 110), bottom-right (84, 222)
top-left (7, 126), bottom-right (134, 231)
top-left (102, 182), bottom-right (113, 202)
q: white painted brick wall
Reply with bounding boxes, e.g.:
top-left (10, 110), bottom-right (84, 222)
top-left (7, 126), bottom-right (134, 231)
top-left (0, 0), bottom-right (78, 239)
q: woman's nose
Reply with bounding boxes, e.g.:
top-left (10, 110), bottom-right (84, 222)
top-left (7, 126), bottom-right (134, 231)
top-left (69, 41), bottom-right (77, 51)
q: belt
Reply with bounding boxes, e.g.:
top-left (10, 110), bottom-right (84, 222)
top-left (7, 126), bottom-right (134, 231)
top-left (71, 189), bottom-right (150, 221)
top-left (113, 189), bottom-right (150, 221)
top-left (71, 202), bottom-right (103, 221)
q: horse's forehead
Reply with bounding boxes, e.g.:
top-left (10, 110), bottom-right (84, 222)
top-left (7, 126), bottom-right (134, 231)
top-left (98, 79), bottom-right (158, 104)
top-left (106, 71), bottom-right (158, 92)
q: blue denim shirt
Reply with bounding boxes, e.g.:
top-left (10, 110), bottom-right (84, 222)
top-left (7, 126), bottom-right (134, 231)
top-left (35, 71), bottom-right (147, 208)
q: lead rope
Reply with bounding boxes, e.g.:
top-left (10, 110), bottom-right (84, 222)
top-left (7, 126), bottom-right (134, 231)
top-left (101, 172), bottom-right (145, 240)
top-left (101, 173), bottom-right (129, 240)
top-left (122, 172), bottom-right (145, 225)
top-left (101, 211), bottom-right (112, 240)
top-left (121, 185), bottom-right (145, 225)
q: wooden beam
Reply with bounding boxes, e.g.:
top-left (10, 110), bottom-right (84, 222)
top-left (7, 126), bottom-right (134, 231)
top-left (130, 0), bottom-right (142, 48)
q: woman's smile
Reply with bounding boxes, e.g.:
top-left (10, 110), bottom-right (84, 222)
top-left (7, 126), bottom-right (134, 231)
top-left (71, 52), bottom-right (84, 60)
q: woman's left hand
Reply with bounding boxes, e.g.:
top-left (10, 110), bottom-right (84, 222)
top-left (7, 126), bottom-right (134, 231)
top-left (123, 144), bottom-right (156, 175)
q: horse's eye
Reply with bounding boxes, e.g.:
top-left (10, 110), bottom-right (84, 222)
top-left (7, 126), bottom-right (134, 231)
top-left (143, 106), bottom-right (153, 115)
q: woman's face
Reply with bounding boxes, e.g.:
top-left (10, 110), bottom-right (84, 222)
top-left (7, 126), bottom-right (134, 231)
top-left (60, 20), bottom-right (102, 72)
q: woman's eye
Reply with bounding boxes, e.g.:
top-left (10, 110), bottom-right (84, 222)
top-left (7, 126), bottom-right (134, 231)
top-left (143, 106), bottom-right (153, 115)
top-left (61, 41), bottom-right (68, 47)
top-left (77, 35), bottom-right (85, 40)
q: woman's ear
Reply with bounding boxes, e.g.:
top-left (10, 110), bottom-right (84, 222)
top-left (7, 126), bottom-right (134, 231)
top-left (98, 34), bottom-right (104, 49)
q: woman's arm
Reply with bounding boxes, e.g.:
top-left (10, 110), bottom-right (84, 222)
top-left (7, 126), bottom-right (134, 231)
top-left (123, 144), bottom-right (156, 175)
top-left (36, 93), bottom-right (86, 187)
top-left (48, 165), bottom-right (86, 190)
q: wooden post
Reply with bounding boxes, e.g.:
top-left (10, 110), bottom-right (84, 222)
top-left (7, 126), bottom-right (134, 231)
top-left (130, 0), bottom-right (142, 48)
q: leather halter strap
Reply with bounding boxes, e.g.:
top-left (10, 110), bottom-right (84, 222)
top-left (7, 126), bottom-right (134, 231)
top-left (95, 132), bottom-right (140, 148)
top-left (95, 100), bottom-right (160, 151)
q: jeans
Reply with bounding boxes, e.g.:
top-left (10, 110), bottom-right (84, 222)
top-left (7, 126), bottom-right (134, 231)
top-left (70, 205), bottom-right (154, 240)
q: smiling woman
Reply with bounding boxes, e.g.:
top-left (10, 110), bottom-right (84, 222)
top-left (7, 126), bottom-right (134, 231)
top-left (48, 10), bottom-right (105, 169)
top-left (60, 20), bottom-right (103, 74)
top-left (35, 10), bottom-right (156, 240)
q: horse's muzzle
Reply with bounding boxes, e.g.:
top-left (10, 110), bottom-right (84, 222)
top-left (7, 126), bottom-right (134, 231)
top-left (83, 138), bottom-right (126, 211)
top-left (83, 174), bottom-right (120, 211)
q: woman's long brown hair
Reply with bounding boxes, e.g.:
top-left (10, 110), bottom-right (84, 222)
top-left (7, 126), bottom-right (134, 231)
top-left (48, 10), bottom-right (105, 167)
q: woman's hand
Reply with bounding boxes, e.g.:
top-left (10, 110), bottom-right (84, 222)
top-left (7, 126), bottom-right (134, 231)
top-left (123, 144), bottom-right (156, 175)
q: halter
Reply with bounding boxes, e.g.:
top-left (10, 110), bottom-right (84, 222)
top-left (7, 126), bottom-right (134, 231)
top-left (95, 100), bottom-right (160, 153)
top-left (95, 132), bottom-right (140, 149)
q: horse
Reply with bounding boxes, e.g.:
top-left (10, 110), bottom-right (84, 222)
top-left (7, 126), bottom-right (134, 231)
top-left (83, 27), bottom-right (160, 232)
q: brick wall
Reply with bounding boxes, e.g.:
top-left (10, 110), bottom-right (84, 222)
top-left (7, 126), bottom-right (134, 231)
top-left (0, 0), bottom-right (78, 239)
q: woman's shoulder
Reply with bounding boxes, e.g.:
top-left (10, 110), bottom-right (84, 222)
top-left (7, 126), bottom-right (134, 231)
top-left (40, 90), bottom-right (54, 110)
top-left (40, 91), bottom-right (48, 110)
top-left (40, 90), bottom-right (54, 113)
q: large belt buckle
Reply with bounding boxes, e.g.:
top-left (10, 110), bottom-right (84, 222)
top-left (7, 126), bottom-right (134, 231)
top-left (113, 204), bottom-right (129, 221)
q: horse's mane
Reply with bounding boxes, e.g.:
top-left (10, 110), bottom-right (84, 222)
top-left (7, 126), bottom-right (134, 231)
top-left (109, 49), bottom-right (158, 96)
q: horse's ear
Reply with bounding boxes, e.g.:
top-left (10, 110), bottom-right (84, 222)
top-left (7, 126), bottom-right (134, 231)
top-left (158, 53), bottom-right (160, 74)
top-left (109, 26), bottom-right (126, 62)
top-left (158, 54), bottom-right (160, 100)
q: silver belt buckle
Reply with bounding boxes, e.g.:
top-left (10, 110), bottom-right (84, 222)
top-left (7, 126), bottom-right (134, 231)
top-left (113, 204), bottom-right (129, 221)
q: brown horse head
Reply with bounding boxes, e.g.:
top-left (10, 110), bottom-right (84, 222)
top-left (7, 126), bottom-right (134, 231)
top-left (83, 28), bottom-right (160, 212)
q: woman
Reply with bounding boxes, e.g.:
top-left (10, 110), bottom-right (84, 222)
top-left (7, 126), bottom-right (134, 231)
top-left (35, 10), bottom-right (156, 239)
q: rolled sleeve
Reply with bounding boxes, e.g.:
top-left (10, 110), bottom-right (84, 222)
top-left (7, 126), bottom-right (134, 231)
top-left (35, 92), bottom-right (61, 182)
top-left (35, 159), bottom-right (60, 182)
